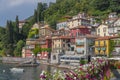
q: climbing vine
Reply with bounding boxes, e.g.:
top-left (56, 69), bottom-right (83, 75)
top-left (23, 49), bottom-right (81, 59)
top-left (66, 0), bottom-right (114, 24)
top-left (109, 40), bottom-right (115, 57)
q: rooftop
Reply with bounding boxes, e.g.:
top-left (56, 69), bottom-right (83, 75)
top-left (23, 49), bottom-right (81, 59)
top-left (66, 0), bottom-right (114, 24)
top-left (95, 36), bottom-right (119, 40)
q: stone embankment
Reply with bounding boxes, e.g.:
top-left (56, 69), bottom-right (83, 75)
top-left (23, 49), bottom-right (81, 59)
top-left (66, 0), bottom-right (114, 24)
top-left (2, 57), bottom-right (33, 64)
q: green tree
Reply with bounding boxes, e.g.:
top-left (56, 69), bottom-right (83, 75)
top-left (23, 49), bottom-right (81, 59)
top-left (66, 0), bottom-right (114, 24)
top-left (13, 15), bottom-right (19, 43)
top-left (14, 40), bottom-right (25, 56)
top-left (34, 9), bottom-right (38, 23)
top-left (93, 0), bottom-right (110, 11)
top-left (109, 40), bottom-right (115, 57)
top-left (37, 2), bottom-right (47, 22)
top-left (28, 28), bottom-right (39, 38)
top-left (33, 45), bottom-right (41, 57)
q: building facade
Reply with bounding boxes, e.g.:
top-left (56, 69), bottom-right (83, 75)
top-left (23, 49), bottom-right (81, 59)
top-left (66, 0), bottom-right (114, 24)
top-left (95, 36), bottom-right (111, 57)
top-left (67, 13), bottom-right (91, 29)
top-left (97, 24), bottom-right (109, 36)
top-left (39, 25), bottom-right (55, 37)
top-left (56, 21), bottom-right (68, 30)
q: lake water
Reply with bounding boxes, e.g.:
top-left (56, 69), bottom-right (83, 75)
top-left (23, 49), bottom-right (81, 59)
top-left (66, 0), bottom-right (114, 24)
top-left (0, 63), bottom-right (67, 80)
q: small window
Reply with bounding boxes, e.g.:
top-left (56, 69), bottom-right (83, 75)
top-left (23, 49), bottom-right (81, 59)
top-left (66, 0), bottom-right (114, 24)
top-left (98, 29), bottom-right (100, 33)
top-left (98, 41), bottom-right (100, 46)
top-left (71, 47), bottom-right (74, 51)
top-left (104, 41), bottom-right (106, 46)
top-left (103, 27), bottom-right (106, 32)
top-left (53, 55), bottom-right (56, 60)
top-left (63, 44), bottom-right (65, 47)
top-left (104, 33), bottom-right (106, 36)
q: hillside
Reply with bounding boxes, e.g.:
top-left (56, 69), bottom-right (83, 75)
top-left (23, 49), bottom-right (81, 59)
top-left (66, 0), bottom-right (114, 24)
top-left (25, 0), bottom-right (120, 29)
top-left (43, 0), bottom-right (120, 28)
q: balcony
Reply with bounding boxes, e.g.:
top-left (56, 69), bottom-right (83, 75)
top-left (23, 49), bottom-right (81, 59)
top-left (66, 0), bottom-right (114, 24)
top-left (76, 42), bottom-right (84, 46)
top-left (95, 44), bottom-right (106, 47)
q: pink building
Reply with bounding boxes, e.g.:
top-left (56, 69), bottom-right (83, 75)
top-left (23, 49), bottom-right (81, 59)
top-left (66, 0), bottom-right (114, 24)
top-left (70, 26), bottom-right (91, 38)
top-left (39, 36), bottom-right (52, 59)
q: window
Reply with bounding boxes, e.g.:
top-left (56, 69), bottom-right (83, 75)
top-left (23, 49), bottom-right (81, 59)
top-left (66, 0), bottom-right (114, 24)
top-left (103, 27), bottom-right (106, 32)
top-left (53, 55), bottom-right (56, 60)
top-left (98, 41), bottom-right (100, 46)
top-left (71, 47), bottom-right (74, 51)
top-left (104, 33), bottom-right (106, 36)
top-left (98, 29), bottom-right (100, 33)
top-left (63, 44), bottom-right (65, 47)
top-left (104, 41), bottom-right (106, 46)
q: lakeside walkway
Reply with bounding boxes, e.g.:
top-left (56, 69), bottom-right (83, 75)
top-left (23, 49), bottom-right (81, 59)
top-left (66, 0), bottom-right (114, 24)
top-left (2, 57), bottom-right (34, 64)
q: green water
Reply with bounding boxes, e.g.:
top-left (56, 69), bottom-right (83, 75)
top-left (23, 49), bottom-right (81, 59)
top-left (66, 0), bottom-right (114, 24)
top-left (0, 63), bottom-right (65, 80)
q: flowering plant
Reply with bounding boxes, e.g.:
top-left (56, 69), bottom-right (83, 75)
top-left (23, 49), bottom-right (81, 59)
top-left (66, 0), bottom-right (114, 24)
top-left (40, 58), bottom-right (110, 80)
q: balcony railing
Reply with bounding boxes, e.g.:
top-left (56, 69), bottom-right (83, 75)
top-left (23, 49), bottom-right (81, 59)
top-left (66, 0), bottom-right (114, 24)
top-left (95, 44), bottom-right (106, 47)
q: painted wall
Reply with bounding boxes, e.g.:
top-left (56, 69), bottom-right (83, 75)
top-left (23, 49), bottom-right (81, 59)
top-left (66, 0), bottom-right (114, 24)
top-left (52, 38), bottom-right (62, 53)
top-left (95, 40), bottom-right (110, 56)
top-left (56, 22), bottom-right (67, 30)
top-left (70, 28), bottom-right (91, 37)
top-left (97, 24), bottom-right (109, 36)
top-left (76, 38), bottom-right (85, 54)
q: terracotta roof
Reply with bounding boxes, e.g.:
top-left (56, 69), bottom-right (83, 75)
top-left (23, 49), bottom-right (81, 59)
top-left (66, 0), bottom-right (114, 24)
top-left (19, 20), bottom-right (27, 23)
top-left (40, 25), bottom-right (55, 32)
top-left (76, 35), bottom-right (98, 39)
top-left (45, 36), bottom-right (52, 39)
top-left (52, 36), bottom-right (70, 39)
top-left (95, 36), bottom-right (119, 40)
top-left (70, 26), bottom-right (88, 29)
top-left (85, 34), bottom-right (98, 38)
top-left (59, 36), bottom-right (70, 39)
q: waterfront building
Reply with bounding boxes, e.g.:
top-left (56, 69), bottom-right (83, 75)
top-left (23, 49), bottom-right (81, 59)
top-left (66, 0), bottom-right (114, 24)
top-left (22, 38), bottom-right (40, 58)
top-left (51, 36), bottom-right (71, 64)
top-left (60, 35), bottom-right (96, 66)
top-left (38, 36), bottom-right (52, 59)
top-left (110, 36), bottom-right (120, 57)
top-left (95, 36), bottom-right (114, 57)
top-left (76, 35), bottom-right (96, 56)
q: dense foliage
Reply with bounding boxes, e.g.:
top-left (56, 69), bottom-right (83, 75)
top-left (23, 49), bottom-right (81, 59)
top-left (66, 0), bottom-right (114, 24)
top-left (0, 16), bottom-right (25, 56)
top-left (43, 0), bottom-right (120, 28)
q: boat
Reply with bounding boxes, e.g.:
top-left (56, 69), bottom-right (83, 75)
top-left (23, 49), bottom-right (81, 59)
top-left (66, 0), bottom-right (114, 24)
top-left (10, 68), bottom-right (24, 73)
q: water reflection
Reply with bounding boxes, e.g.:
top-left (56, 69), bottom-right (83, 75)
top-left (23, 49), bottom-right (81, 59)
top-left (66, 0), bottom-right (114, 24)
top-left (0, 63), bottom-right (68, 80)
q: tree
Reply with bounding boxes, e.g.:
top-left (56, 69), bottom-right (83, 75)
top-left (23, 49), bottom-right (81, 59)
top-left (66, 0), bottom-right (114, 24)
top-left (6, 21), bottom-right (14, 44)
top-left (37, 2), bottom-right (47, 22)
top-left (14, 40), bottom-right (25, 56)
top-left (28, 28), bottom-right (39, 38)
top-left (109, 40), bottom-right (115, 57)
top-left (33, 45), bottom-right (41, 57)
top-left (13, 15), bottom-right (19, 43)
top-left (34, 9), bottom-right (38, 23)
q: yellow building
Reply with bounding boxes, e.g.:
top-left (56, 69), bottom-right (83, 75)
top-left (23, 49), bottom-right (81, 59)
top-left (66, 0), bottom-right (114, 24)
top-left (95, 36), bottom-right (112, 57)
top-left (52, 36), bottom-right (70, 53)
top-left (96, 24), bottom-right (109, 36)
